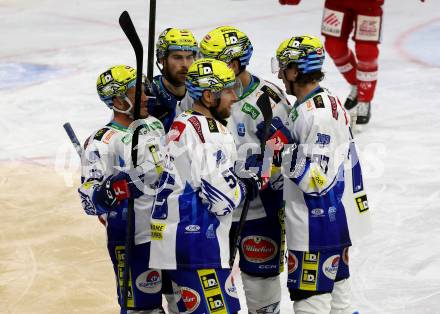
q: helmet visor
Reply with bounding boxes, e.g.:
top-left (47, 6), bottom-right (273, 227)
top-left (213, 80), bottom-right (243, 99)
top-left (271, 57), bottom-right (281, 74)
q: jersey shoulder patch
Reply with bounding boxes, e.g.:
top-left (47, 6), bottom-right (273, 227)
top-left (188, 116), bottom-right (206, 143)
top-left (313, 94), bottom-right (325, 109)
top-left (261, 85), bottom-right (281, 103)
top-left (168, 120), bottom-right (186, 142)
top-left (93, 127), bottom-right (110, 142)
top-left (206, 118), bottom-right (219, 133)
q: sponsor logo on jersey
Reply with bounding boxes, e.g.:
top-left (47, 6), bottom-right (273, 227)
top-left (168, 121), bottom-right (186, 142)
top-left (94, 127), bottom-right (109, 142)
top-left (355, 194), bottom-right (369, 213)
top-left (135, 270), bottom-right (162, 294)
top-left (300, 269), bottom-right (317, 289)
top-left (180, 287), bottom-right (201, 313)
top-left (207, 118), bottom-right (219, 133)
top-left (315, 133), bottom-right (331, 146)
top-left (224, 274), bottom-right (238, 298)
top-left (321, 8), bottom-right (344, 37)
top-left (185, 224), bottom-right (201, 233)
top-left (206, 224), bottom-right (216, 239)
top-left (208, 294), bottom-right (226, 312)
top-left (305, 100), bottom-right (314, 111)
top-left (103, 130), bottom-right (116, 144)
top-left (188, 116), bottom-right (205, 143)
top-left (304, 252), bottom-right (319, 264)
top-left (198, 269), bottom-right (226, 312)
top-left (237, 122), bottom-right (246, 137)
top-left (313, 95), bottom-right (325, 109)
top-left (258, 264), bottom-right (277, 270)
top-left (151, 222), bottom-right (166, 240)
top-left (241, 236), bottom-right (278, 263)
top-left (200, 272), bottom-right (219, 291)
top-left (290, 108), bottom-right (298, 122)
top-left (342, 247), bottom-right (349, 265)
top-left (355, 15), bottom-right (381, 42)
top-left (241, 102), bottom-right (260, 120)
top-left (288, 251), bottom-right (298, 274)
top-left (300, 252), bottom-right (319, 290)
top-left (310, 168), bottom-right (327, 188)
top-left (328, 96), bottom-right (339, 120)
top-left (311, 208), bottom-right (325, 218)
top-left (328, 206), bottom-right (337, 222)
top-left (150, 121), bottom-right (163, 130)
top-left (322, 255), bottom-right (340, 280)
top-left (261, 85), bottom-right (281, 104)
top-left (256, 301), bottom-right (280, 314)
top-left (214, 150), bottom-right (226, 168)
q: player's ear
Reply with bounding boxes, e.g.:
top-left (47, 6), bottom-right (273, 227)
top-left (112, 96), bottom-right (126, 111)
top-left (201, 90), bottom-right (215, 107)
top-left (229, 59), bottom-right (240, 75)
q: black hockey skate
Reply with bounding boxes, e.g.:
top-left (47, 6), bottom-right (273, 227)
top-left (356, 101), bottom-right (371, 124)
top-left (344, 85), bottom-right (358, 110)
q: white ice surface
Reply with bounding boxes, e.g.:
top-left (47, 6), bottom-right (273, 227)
top-left (1, 0), bottom-right (440, 313)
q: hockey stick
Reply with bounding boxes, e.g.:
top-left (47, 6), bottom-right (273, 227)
top-left (63, 122), bottom-right (83, 157)
top-left (229, 92), bottom-right (273, 267)
top-left (146, 0), bottom-right (156, 83)
top-left (119, 10), bottom-right (144, 310)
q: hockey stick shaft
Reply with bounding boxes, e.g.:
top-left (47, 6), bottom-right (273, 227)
top-left (63, 122), bottom-right (83, 157)
top-left (146, 0), bottom-right (156, 82)
top-left (119, 10), bottom-right (145, 309)
top-left (229, 92), bottom-right (273, 267)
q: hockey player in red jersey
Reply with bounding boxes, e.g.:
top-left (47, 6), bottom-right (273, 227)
top-left (279, 0), bottom-right (425, 126)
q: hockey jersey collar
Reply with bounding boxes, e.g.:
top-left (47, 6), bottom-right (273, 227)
top-left (239, 75), bottom-right (260, 100)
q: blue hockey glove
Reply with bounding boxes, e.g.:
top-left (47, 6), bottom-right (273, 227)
top-left (94, 172), bottom-right (144, 209)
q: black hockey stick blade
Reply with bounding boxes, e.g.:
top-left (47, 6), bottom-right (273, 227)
top-left (255, 92), bottom-right (273, 154)
top-left (119, 11), bottom-right (143, 122)
top-left (229, 92), bottom-right (273, 267)
top-left (63, 122), bottom-right (82, 157)
top-left (119, 10), bottom-right (144, 310)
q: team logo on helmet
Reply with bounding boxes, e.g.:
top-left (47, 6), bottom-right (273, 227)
top-left (185, 58), bottom-right (238, 100)
top-left (96, 65), bottom-right (137, 108)
top-left (156, 28), bottom-right (198, 60)
top-left (200, 26), bottom-right (253, 66)
top-left (275, 35), bottom-right (325, 74)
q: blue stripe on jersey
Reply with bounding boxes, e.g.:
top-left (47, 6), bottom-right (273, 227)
top-left (303, 168), bottom-right (351, 251)
top-left (175, 183), bottom-right (221, 269)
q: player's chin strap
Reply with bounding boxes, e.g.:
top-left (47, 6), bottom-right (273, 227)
top-left (113, 95), bottom-right (134, 119)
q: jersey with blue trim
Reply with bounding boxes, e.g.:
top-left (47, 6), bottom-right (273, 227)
top-left (78, 117), bottom-right (165, 245)
top-left (227, 75), bottom-right (292, 221)
top-left (283, 87), bottom-right (371, 252)
top-left (149, 111), bottom-right (245, 270)
top-left (148, 75), bottom-right (194, 132)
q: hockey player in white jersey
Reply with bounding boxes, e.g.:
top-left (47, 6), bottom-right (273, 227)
top-left (148, 28), bottom-right (198, 132)
top-left (78, 65), bottom-right (178, 314)
top-left (149, 58), bottom-right (262, 314)
top-left (270, 35), bottom-right (371, 313)
top-left (199, 26), bottom-right (291, 314)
